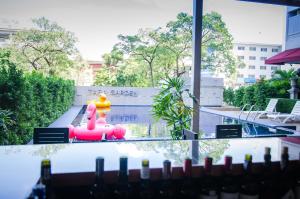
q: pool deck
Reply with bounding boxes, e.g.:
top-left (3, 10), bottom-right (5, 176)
top-left (201, 107), bottom-right (300, 135)
top-left (48, 105), bottom-right (83, 127)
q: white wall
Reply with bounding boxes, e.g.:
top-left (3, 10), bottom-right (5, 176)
top-left (74, 77), bottom-right (224, 107)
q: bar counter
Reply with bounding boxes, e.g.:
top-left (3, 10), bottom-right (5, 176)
top-left (1, 137), bottom-right (300, 199)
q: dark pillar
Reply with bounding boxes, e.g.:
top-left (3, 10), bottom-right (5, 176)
top-left (192, 0), bottom-right (203, 133)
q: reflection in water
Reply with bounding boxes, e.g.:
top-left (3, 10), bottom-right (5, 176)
top-left (198, 140), bottom-right (230, 163)
top-left (4, 146), bottom-right (22, 155)
top-left (31, 144), bottom-right (67, 158)
top-left (135, 140), bottom-right (230, 165)
top-left (3, 144), bottom-right (67, 159)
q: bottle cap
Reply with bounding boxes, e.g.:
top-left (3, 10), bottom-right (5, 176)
top-left (163, 160), bottom-right (171, 179)
top-left (120, 156), bottom-right (128, 172)
top-left (245, 154), bottom-right (252, 162)
top-left (265, 147), bottom-right (271, 155)
top-left (205, 157), bottom-right (213, 172)
top-left (282, 147), bottom-right (288, 154)
top-left (41, 159), bottom-right (51, 167)
top-left (142, 159), bottom-right (149, 167)
top-left (184, 158), bottom-right (192, 176)
top-left (96, 157), bottom-right (104, 175)
top-left (224, 155), bottom-right (232, 170)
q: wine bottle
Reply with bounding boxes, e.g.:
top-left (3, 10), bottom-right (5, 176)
top-left (159, 160), bottom-right (174, 199)
top-left (239, 154), bottom-right (259, 199)
top-left (90, 157), bottom-right (109, 199)
top-left (40, 159), bottom-right (53, 199)
top-left (278, 147), bottom-right (295, 199)
top-left (199, 157), bottom-right (218, 199)
top-left (260, 147), bottom-right (277, 199)
top-left (27, 184), bottom-right (46, 199)
top-left (295, 152), bottom-right (300, 199)
top-left (220, 156), bottom-right (239, 199)
top-left (180, 158), bottom-right (196, 198)
top-left (139, 159), bottom-right (155, 199)
top-left (114, 156), bottom-right (131, 199)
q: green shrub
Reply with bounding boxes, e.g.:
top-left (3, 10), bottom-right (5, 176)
top-left (152, 76), bottom-right (195, 140)
top-left (233, 87), bottom-right (244, 108)
top-left (266, 98), bottom-right (297, 113)
top-left (0, 51), bottom-right (75, 145)
top-left (242, 86), bottom-right (255, 108)
top-left (223, 88), bottom-right (234, 106)
top-left (224, 78), bottom-right (292, 110)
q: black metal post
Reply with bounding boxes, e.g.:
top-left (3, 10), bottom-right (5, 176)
top-left (192, 0), bottom-right (203, 133)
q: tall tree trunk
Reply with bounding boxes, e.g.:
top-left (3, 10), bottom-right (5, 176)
top-left (149, 63), bottom-right (154, 87)
top-left (176, 57), bottom-right (179, 77)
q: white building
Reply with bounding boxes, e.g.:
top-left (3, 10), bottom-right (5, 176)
top-left (233, 42), bottom-right (282, 87)
top-left (0, 28), bottom-right (18, 48)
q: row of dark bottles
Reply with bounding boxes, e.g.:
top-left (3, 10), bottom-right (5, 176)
top-left (28, 146), bottom-right (300, 199)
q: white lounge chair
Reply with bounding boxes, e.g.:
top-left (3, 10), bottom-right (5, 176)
top-left (267, 101), bottom-right (300, 123)
top-left (251, 99), bottom-right (278, 120)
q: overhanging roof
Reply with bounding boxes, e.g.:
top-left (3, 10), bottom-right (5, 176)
top-left (239, 0), bottom-right (300, 6)
top-left (265, 48), bottom-right (300, 65)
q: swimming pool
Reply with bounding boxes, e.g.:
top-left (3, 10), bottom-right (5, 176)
top-left (72, 105), bottom-right (295, 140)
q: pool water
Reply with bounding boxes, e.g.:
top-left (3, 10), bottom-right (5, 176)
top-left (74, 105), bottom-right (294, 140)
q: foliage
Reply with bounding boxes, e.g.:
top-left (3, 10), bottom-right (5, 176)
top-left (0, 109), bottom-right (17, 145)
top-left (242, 86), bottom-right (255, 109)
top-left (8, 17), bottom-right (78, 76)
top-left (233, 87), bottom-right (245, 108)
top-left (267, 98), bottom-right (298, 113)
top-left (0, 50), bottom-right (75, 145)
top-left (152, 76), bottom-right (195, 139)
top-left (223, 87), bottom-right (234, 106)
top-left (99, 11), bottom-right (236, 87)
top-left (272, 69), bottom-right (296, 81)
top-left (224, 78), bottom-right (292, 111)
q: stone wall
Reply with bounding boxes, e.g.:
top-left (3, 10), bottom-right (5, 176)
top-left (74, 77), bottom-right (223, 106)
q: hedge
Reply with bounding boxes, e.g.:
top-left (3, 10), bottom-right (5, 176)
top-left (224, 79), bottom-right (291, 111)
top-left (266, 98), bottom-right (298, 113)
top-left (0, 50), bottom-right (75, 145)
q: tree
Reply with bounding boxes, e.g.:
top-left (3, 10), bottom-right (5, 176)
top-left (159, 13), bottom-right (192, 77)
top-left (102, 46), bottom-right (124, 68)
top-left (117, 29), bottom-right (162, 87)
top-left (100, 11), bottom-right (236, 87)
top-left (9, 17), bottom-right (78, 76)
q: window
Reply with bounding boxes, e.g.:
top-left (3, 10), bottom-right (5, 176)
top-left (249, 56), bottom-right (256, 60)
top-left (238, 46), bottom-right (245, 50)
top-left (260, 75), bottom-right (266, 79)
top-left (238, 56), bottom-right (244, 60)
top-left (238, 64), bottom-right (245, 69)
top-left (249, 47), bottom-right (256, 51)
top-left (272, 48), bottom-right (279, 53)
top-left (237, 74), bottom-right (244, 78)
top-left (249, 65), bottom-right (255, 69)
top-left (260, 57), bottom-right (267, 61)
top-left (261, 48), bottom-right (267, 52)
top-left (260, 66), bottom-right (266, 70)
top-left (271, 66), bottom-right (278, 70)
top-left (248, 75), bottom-right (255, 78)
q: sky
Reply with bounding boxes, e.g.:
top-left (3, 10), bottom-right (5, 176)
top-left (0, 0), bottom-right (286, 61)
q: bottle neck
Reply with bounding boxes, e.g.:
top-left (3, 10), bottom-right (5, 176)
top-left (281, 153), bottom-right (289, 170)
top-left (141, 166), bottom-right (150, 180)
top-left (41, 166), bottom-right (51, 185)
top-left (264, 154), bottom-right (271, 169)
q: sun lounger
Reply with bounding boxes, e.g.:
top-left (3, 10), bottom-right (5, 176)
top-left (267, 101), bottom-right (300, 123)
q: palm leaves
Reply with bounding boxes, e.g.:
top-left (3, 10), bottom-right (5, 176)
top-left (272, 69), bottom-right (296, 81)
top-left (152, 76), bottom-right (195, 139)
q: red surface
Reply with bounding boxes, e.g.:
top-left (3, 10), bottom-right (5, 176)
top-left (281, 137), bottom-right (300, 145)
top-left (265, 48), bottom-right (300, 65)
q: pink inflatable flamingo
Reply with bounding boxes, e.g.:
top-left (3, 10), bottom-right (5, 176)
top-left (68, 103), bottom-right (126, 141)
